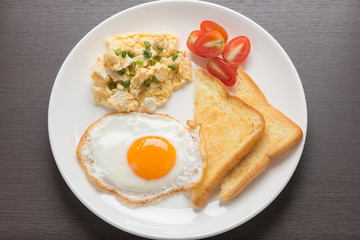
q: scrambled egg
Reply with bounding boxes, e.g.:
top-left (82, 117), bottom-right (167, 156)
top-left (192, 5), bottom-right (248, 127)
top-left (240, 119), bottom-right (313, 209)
top-left (92, 32), bottom-right (192, 113)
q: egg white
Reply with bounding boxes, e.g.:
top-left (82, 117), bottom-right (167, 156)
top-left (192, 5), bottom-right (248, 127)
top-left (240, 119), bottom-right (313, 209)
top-left (78, 112), bottom-right (204, 202)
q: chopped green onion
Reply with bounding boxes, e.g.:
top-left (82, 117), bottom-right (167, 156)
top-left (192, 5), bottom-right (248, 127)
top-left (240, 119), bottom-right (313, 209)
top-left (157, 45), bottom-right (163, 51)
top-left (117, 69), bottom-right (125, 75)
top-left (143, 80), bottom-right (151, 87)
top-left (136, 59), bottom-right (144, 65)
top-left (115, 48), bottom-right (121, 56)
top-left (121, 51), bottom-right (127, 58)
top-left (107, 81), bottom-right (117, 89)
top-left (150, 60), bottom-right (156, 66)
top-left (154, 55), bottom-right (161, 61)
top-left (129, 70), bottom-right (134, 77)
top-left (168, 65), bottom-right (176, 70)
top-left (144, 41), bottom-right (151, 50)
top-left (177, 50), bottom-right (181, 54)
top-left (123, 80), bottom-right (130, 88)
top-left (131, 62), bottom-right (136, 68)
top-left (143, 50), bottom-right (152, 58)
top-left (172, 53), bottom-right (178, 60)
top-left (152, 76), bottom-right (159, 83)
top-left (127, 52), bottom-right (135, 58)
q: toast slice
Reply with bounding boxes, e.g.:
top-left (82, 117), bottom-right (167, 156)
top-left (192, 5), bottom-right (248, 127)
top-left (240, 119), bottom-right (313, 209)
top-left (218, 67), bottom-right (303, 201)
top-left (191, 69), bottom-right (265, 207)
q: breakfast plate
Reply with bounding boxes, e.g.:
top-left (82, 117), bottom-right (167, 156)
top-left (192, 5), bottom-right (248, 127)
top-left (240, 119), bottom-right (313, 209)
top-left (48, 1), bottom-right (307, 239)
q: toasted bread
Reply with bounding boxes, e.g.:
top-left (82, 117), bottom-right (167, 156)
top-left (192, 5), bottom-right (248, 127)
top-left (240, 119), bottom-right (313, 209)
top-left (191, 69), bottom-right (265, 207)
top-left (218, 67), bottom-right (303, 201)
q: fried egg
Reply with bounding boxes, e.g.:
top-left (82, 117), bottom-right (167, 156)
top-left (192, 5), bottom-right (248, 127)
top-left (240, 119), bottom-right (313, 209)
top-left (76, 112), bottom-right (205, 204)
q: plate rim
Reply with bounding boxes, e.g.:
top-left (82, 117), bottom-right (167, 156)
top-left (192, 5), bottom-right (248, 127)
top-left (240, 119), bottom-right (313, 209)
top-left (48, 0), bottom-right (308, 239)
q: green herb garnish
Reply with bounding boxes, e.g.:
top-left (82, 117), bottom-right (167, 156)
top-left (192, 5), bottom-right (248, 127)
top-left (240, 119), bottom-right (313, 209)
top-left (172, 53), bottom-right (178, 60)
top-left (154, 55), bottom-right (161, 61)
top-left (117, 69), bottom-right (125, 75)
top-left (115, 48), bottom-right (121, 56)
top-left (136, 59), bottom-right (144, 65)
top-left (150, 60), bottom-right (156, 66)
top-left (143, 80), bottom-right (151, 87)
top-left (143, 50), bottom-right (152, 58)
top-left (144, 41), bottom-right (151, 50)
top-left (122, 80), bottom-right (130, 88)
top-left (168, 65), bottom-right (176, 70)
top-left (127, 52), bottom-right (135, 58)
top-left (129, 70), bottom-right (134, 77)
top-left (152, 76), bottom-right (159, 83)
top-left (107, 81), bottom-right (117, 89)
top-left (121, 51), bottom-right (127, 58)
top-left (157, 45), bottom-right (163, 51)
top-left (131, 62), bottom-right (136, 68)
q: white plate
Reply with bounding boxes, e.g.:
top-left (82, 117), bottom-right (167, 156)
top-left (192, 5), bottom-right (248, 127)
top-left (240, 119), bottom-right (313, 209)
top-left (48, 1), bottom-right (307, 239)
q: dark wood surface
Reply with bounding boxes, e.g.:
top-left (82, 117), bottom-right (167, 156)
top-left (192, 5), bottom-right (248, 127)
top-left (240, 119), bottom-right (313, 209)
top-left (1, 0), bottom-right (359, 239)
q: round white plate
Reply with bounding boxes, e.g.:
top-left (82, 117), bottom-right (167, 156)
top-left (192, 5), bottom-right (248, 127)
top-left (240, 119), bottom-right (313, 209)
top-left (48, 1), bottom-right (307, 239)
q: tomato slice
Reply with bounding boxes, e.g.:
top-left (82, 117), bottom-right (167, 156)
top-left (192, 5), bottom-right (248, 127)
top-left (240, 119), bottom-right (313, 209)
top-left (207, 57), bottom-right (236, 86)
top-left (222, 36), bottom-right (251, 68)
top-left (200, 20), bottom-right (228, 42)
top-left (186, 30), bottom-right (204, 55)
top-left (194, 31), bottom-right (225, 58)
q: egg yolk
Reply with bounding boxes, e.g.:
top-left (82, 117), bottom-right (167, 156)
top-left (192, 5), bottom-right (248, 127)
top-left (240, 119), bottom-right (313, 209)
top-left (127, 136), bottom-right (176, 180)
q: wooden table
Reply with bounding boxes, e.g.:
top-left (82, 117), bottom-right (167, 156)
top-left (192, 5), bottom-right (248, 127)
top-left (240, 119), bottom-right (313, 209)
top-left (1, 1), bottom-right (359, 239)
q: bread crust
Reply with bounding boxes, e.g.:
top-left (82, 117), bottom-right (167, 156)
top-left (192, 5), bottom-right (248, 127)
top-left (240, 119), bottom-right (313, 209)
top-left (76, 112), bottom-right (206, 205)
top-left (218, 67), bottom-right (303, 201)
top-left (191, 69), bottom-right (265, 207)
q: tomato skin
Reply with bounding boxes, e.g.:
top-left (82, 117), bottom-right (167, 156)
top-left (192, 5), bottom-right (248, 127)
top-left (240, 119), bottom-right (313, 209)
top-left (200, 20), bottom-right (228, 42)
top-left (207, 57), bottom-right (236, 86)
top-left (222, 36), bottom-right (251, 68)
top-left (186, 30), bottom-right (204, 55)
top-left (194, 31), bottom-right (225, 58)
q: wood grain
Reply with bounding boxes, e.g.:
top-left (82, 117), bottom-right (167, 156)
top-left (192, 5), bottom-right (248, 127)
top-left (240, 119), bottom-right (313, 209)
top-left (1, 0), bottom-right (359, 239)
